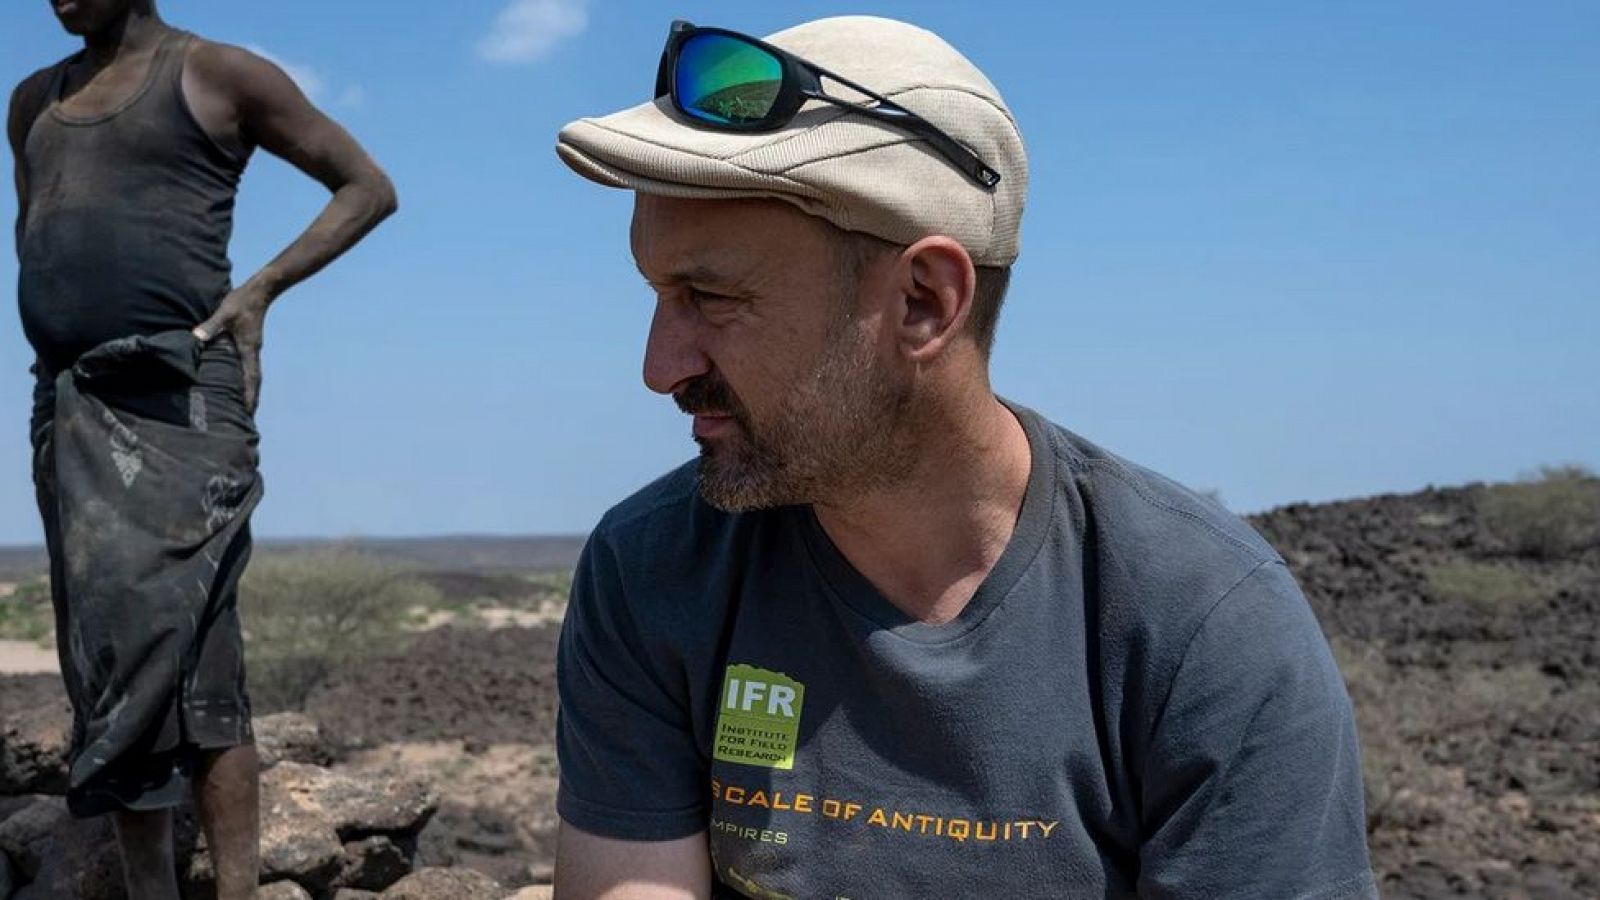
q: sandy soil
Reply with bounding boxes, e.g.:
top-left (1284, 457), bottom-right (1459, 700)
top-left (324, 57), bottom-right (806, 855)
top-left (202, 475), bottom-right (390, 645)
top-left (0, 639), bottom-right (57, 675)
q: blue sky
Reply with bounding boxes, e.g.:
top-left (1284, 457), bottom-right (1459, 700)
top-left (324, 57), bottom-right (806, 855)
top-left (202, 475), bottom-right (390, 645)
top-left (2, 0), bottom-right (1596, 542)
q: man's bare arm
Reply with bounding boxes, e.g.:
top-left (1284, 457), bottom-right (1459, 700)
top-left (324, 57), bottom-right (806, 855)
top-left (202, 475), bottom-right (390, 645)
top-left (554, 821), bottom-right (711, 900)
top-left (188, 43), bottom-right (397, 409)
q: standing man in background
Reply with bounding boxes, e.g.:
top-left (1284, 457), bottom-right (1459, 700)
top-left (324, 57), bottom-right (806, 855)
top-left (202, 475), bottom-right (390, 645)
top-left (8, 0), bottom-right (395, 896)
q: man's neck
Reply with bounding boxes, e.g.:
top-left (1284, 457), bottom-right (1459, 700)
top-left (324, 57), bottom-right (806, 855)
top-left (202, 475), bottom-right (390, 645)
top-left (82, 8), bottom-right (166, 67)
top-left (812, 391), bottom-right (1033, 626)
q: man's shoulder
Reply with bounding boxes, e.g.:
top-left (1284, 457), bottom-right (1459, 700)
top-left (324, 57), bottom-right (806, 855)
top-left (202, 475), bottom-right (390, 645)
top-left (12, 62), bottom-right (61, 98)
top-left (1036, 411), bottom-right (1281, 573)
top-left (181, 36), bottom-right (269, 88)
top-left (1025, 408), bottom-right (1294, 644)
top-left (587, 459), bottom-right (777, 570)
top-left (592, 458), bottom-right (703, 538)
top-left (577, 460), bottom-right (794, 635)
top-left (1025, 409), bottom-right (1323, 717)
top-left (8, 62), bottom-right (66, 139)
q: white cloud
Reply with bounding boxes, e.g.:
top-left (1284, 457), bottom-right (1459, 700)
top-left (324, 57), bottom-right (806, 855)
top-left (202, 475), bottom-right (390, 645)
top-left (336, 85), bottom-right (367, 109)
top-left (246, 45), bottom-right (366, 109)
top-left (477, 0), bottom-right (589, 64)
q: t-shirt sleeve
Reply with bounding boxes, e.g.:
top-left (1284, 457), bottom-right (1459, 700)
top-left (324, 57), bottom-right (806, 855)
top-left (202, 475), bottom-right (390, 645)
top-left (555, 527), bottom-right (707, 841)
top-left (1138, 560), bottom-right (1378, 900)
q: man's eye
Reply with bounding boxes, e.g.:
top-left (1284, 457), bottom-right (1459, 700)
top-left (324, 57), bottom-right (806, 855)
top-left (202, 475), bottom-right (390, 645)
top-left (690, 289), bottom-right (740, 309)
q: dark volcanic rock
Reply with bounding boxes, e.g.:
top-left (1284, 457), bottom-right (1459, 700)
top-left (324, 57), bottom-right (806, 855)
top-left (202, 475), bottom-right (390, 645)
top-left (12, 812), bottom-right (123, 900)
top-left (1250, 482), bottom-right (1600, 896)
top-left (0, 795), bottom-right (67, 881)
top-left (334, 835), bottom-right (413, 892)
top-left (304, 625), bottom-right (559, 749)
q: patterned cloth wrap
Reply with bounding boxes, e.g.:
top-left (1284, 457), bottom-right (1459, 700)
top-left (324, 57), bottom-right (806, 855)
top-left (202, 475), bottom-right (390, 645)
top-left (30, 329), bottom-right (263, 816)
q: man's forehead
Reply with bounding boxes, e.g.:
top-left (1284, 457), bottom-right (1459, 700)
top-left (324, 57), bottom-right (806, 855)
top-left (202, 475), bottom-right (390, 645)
top-left (629, 194), bottom-right (827, 283)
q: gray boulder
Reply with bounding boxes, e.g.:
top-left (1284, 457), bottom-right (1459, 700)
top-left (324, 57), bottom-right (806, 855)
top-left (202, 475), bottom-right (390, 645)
top-left (380, 867), bottom-right (507, 899)
top-left (265, 763), bottom-right (436, 838)
top-left (8, 812), bottom-right (122, 900)
top-left (0, 701), bottom-right (70, 795)
top-left (256, 880), bottom-right (313, 900)
top-left (0, 796), bottom-right (68, 881)
top-left (254, 713), bottom-right (333, 770)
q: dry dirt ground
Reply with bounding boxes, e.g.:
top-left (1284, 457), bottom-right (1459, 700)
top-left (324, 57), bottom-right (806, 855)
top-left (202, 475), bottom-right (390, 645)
top-left (3, 482), bottom-right (1595, 895)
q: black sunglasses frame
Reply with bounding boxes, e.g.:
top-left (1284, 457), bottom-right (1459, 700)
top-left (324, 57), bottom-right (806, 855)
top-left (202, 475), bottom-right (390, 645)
top-left (654, 20), bottom-right (1001, 190)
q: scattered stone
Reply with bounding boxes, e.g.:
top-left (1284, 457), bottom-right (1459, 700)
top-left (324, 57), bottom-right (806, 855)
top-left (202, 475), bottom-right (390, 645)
top-left (380, 866), bottom-right (507, 899)
top-left (266, 762), bottom-right (437, 838)
top-left (333, 890), bottom-right (383, 900)
top-left (255, 712), bottom-right (334, 769)
top-left (0, 795), bottom-right (68, 880)
top-left (507, 887), bottom-right (554, 900)
top-left (257, 880), bottom-right (314, 900)
top-left (259, 774), bottom-right (347, 887)
top-left (334, 835), bottom-right (413, 892)
top-left (0, 699), bottom-right (70, 795)
top-left (16, 813), bottom-right (122, 900)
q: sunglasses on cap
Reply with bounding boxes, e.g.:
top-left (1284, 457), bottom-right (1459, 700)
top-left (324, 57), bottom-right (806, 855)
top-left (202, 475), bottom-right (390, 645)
top-left (654, 19), bottom-right (1002, 190)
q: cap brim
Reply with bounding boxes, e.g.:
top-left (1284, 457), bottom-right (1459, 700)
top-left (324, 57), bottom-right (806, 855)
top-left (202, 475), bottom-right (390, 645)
top-left (556, 97), bottom-right (858, 209)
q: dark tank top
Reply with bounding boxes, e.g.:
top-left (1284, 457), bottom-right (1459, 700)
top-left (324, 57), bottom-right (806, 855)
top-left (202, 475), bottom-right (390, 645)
top-left (17, 30), bottom-right (251, 375)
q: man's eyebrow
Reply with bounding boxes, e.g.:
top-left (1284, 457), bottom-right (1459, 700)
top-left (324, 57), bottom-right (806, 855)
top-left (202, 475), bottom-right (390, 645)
top-left (640, 262), bottom-right (750, 287)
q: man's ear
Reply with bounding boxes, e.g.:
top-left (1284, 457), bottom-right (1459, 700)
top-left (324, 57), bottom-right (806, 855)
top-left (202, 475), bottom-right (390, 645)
top-left (887, 236), bottom-right (977, 363)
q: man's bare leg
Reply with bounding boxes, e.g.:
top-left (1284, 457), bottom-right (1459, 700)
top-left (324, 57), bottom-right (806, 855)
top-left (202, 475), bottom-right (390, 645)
top-left (112, 807), bottom-right (180, 900)
top-left (194, 744), bottom-right (261, 899)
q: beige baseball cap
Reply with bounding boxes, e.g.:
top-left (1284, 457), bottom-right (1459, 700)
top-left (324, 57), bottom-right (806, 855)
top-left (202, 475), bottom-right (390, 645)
top-left (555, 16), bottom-right (1028, 267)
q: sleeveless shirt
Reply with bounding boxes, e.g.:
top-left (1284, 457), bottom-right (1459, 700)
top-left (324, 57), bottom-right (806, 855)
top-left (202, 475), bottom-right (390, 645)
top-left (17, 30), bottom-right (251, 375)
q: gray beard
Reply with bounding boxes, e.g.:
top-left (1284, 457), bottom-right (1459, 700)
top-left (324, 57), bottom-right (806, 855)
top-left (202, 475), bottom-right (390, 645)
top-left (695, 319), bottom-right (917, 513)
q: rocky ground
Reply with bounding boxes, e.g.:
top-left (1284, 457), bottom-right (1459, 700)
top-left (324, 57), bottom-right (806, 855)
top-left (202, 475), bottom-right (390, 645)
top-left (1253, 483), bottom-right (1599, 898)
top-left (0, 697), bottom-right (551, 899)
top-left (2, 478), bottom-right (1596, 897)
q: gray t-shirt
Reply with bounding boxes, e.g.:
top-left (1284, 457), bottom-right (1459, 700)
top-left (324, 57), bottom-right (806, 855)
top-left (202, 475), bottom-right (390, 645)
top-left (557, 404), bottom-right (1377, 899)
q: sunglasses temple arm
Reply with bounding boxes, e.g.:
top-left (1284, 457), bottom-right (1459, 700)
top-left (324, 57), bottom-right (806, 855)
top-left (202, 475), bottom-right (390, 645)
top-left (910, 121), bottom-right (1002, 188)
top-left (800, 62), bottom-right (1000, 188)
top-left (807, 92), bottom-right (1000, 188)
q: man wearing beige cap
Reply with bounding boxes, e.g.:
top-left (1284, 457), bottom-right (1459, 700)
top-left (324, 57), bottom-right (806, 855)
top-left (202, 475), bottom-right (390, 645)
top-left (553, 16), bottom-right (1376, 899)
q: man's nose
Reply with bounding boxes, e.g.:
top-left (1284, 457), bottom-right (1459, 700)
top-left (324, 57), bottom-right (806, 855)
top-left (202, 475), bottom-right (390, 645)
top-left (642, 296), bottom-right (710, 396)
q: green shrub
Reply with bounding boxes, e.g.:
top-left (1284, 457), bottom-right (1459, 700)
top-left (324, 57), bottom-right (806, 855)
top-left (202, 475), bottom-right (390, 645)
top-left (0, 579), bottom-right (55, 645)
top-left (241, 550), bottom-right (440, 712)
top-left (528, 569), bottom-right (573, 601)
top-left (1482, 464), bottom-right (1600, 559)
top-left (1424, 561), bottom-right (1546, 612)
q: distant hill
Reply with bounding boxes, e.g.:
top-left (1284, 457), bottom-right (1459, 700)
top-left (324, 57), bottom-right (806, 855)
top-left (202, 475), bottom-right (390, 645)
top-left (0, 534), bottom-right (587, 581)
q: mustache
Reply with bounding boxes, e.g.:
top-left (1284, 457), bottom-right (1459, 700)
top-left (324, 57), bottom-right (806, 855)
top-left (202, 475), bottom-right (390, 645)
top-left (673, 372), bottom-right (745, 420)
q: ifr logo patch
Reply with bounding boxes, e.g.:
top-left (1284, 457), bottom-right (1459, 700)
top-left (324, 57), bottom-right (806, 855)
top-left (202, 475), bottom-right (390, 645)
top-left (713, 664), bottom-right (805, 770)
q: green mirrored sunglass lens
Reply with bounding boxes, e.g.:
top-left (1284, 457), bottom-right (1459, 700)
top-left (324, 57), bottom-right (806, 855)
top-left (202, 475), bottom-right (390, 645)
top-left (676, 33), bottom-right (782, 126)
